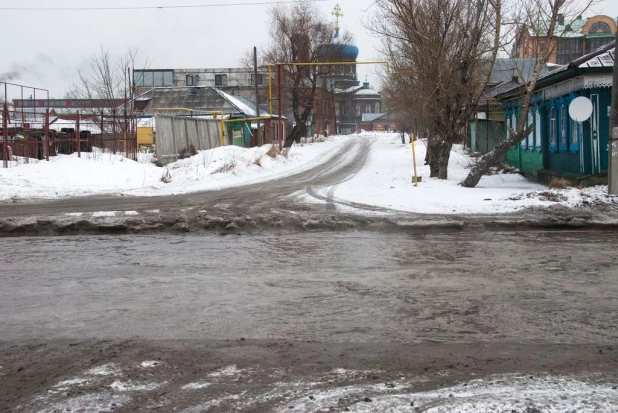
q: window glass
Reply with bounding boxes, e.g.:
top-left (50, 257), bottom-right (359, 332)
top-left (142, 71), bottom-right (154, 87)
top-left (557, 38), bottom-right (582, 65)
top-left (527, 111), bottom-right (534, 148)
top-left (571, 119), bottom-right (578, 146)
top-left (366, 105), bottom-right (371, 114)
top-left (153, 71), bottom-right (164, 87)
top-left (163, 71), bottom-right (174, 86)
top-left (590, 21), bottom-right (611, 33)
top-left (215, 74), bottom-right (228, 86)
top-left (550, 107), bottom-right (557, 147)
top-left (251, 74), bottom-right (263, 85)
top-left (586, 37), bottom-right (614, 53)
top-left (560, 105), bottom-right (567, 148)
top-left (186, 75), bottom-right (198, 86)
top-left (355, 105), bottom-right (360, 116)
top-left (134, 71), bottom-right (146, 87)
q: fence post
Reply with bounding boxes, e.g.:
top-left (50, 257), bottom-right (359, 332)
top-left (100, 110), bottom-right (104, 152)
top-left (76, 110), bottom-right (81, 158)
top-left (45, 109), bottom-right (49, 162)
top-left (113, 109), bottom-right (117, 154)
top-left (2, 103), bottom-right (8, 168)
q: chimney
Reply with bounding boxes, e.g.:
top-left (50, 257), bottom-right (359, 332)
top-left (558, 13), bottom-right (565, 26)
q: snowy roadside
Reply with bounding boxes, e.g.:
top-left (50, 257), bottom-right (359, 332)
top-left (310, 132), bottom-right (616, 215)
top-left (0, 137), bottom-right (348, 201)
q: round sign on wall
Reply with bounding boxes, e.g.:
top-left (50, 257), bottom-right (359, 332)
top-left (568, 96), bottom-right (593, 122)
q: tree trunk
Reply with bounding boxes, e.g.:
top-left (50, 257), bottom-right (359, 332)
top-left (428, 139), bottom-right (440, 178)
top-left (461, 127), bottom-right (531, 187)
top-left (437, 141), bottom-right (453, 179)
top-left (284, 123), bottom-right (307, 148)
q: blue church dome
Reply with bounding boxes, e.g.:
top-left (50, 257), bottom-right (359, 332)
top-left (318, 29), bottom-right (359, 59)
top-left (342, 44), bottom-right (359, 58)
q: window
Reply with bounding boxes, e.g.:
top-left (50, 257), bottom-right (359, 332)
top-left (511, 113), bottom-right (516, 148)
top-left (526, 111), bottom-right (534, 149)
top-left (365, 104), bottom-right (371, 114)
top-left (133, 70), bottom-right (173, 87)
top-left (251, 74), bottom-right (263, 85)
top-left (186, 75), bottom-right (198, 86)
top-left (540, 42), bottom-right (547, 52)
top-left (535, 110), bottom-right (542, 150)
top-left (557, 38), bottom-right (582, 65)
top-left (342, 105), bottom-right (347, 115)
top-left (355, 105), bottom-right (360, 116)
top-left (589, 21), bottom-right (611, 34)
top-left (559, 104), bottom-right (567, 151)
top-left (586, 37), bottom-right (614, 53)
top-left (549, 106), bottom-right (557, 152)
top-left (215, 74), bottom-right (228, 86)
top-left (570, 118), bottom-right (580, 152)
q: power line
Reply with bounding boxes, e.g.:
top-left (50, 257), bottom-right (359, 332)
top-left (0, 0), bottom-right (326, 11)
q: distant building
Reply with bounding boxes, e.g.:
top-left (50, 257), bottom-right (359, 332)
top-left (124, 85), bottom-right (285, 148)
top-left (334, 81), bottom-right (385, 134)
top-left (514, 14), bottom-right (617, 64)
top-left (133, 68), bottom-right (271, 106)
top-left (312, 5), bottom-right (386, 136)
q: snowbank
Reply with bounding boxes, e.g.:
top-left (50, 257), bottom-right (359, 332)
top-left (318, 132), bottom-right (614, 214)
top-left (0, 140), bottom-right (343, 201)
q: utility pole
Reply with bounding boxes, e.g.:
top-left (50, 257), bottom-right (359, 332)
top-left (253, 47), bottom-right (262, 146)
top-left (609, 37), bottom-right (618, 195)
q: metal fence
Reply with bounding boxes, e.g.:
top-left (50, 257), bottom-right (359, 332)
top-left (1, 105), bottom-right (138, 167)
top-left (155, 115), bottom-right (221, 165)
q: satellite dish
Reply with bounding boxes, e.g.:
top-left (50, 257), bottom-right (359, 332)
top-left (569, 96), bottom-right (593, 122)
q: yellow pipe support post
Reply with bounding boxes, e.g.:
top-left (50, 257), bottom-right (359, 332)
top-left (411, 132), bottom-right (419, 187)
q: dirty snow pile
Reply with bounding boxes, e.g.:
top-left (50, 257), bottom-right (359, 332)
top-left (0, 139), bottom-right (343, 201)
top-left (306, 132), bottom-right (615, 214)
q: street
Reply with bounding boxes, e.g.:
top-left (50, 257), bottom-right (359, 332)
top-left (2, 230), bottom-right (618, 411)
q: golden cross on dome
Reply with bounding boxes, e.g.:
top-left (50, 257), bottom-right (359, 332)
top-left (332, 4), bottom-right (343, 32)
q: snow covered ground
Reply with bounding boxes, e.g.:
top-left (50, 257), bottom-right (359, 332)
top-left (23, 361), bottom-right (618, 413)
top-left (304, 132), bottom-right (613, 214)
top-left (0, 132), bottom-right (614, 214)
top-left (0, 138), bottom-right (343, 201)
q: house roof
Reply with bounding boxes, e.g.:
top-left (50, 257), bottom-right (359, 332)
top-left (525, 15), bottom-right (614, 38)
top-left (125, 86), bottom-right (281, 118)
top-left (536, 40), bottom-right (615, 81)
top-left (486, 58), bottom-right (556, 84)
top-left (497, 40), bottom-right (615, 99)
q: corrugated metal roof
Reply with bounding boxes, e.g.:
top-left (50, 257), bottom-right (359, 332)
top-left (487, 58), bottom-right (556, 84)
top-left (130, 86), bottom-right (238, 116)
top-left (497, 40), bottom-right (615, 97)
top-left (126, 86), bottom-right (283, 118)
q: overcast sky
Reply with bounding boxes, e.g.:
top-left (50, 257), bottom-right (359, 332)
top-left (1, 0), bottom-right (617, 100)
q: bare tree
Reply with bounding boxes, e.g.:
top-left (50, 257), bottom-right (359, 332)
top-left (372, 0), bottom-right (501, 179)
top-left (264, 0), bottom-right (351, 148)
top-left (461, 0), bottom-right (596, 187)
top-left (66, 46), bottom-right (148, 112)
